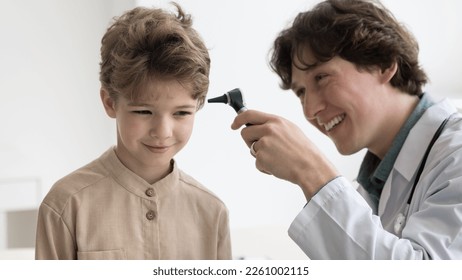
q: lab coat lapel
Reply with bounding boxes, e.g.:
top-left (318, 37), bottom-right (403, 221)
top-left (378, 99), bottom-right (455, 217)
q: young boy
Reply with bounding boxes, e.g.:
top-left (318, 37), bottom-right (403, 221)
top-left (35, 3), bottom-right (232, 260)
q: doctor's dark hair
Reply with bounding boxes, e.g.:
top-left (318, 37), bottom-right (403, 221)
top-left (99, 3), bottom-right (210, 109)
top-left (270, 0), bottom-right (428, 96)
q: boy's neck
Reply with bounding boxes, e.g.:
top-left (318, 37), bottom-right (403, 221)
top-left (114, 146), bottom-right (174, 184)
top-left (141, 161), bottom-right (174, 185)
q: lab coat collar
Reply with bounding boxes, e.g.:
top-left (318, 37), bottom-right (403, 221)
top-left (393, 98), bottom-right (457, 182)
top-left (378, 97), bottom-right (457, 216)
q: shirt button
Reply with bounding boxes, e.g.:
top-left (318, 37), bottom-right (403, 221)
top-left (145, 188), bottom-right (155, 197)
top-left (146, 210), bottom-right (156, 220)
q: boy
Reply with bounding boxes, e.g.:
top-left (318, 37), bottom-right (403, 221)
top-left (35, 3), bottom-right (232, 260)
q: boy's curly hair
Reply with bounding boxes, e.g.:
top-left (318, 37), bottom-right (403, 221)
top-left (99, 3), bottom-right (210, 109)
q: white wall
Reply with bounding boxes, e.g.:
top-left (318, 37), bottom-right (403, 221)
top-left (0, 0), bottom-right (135, 257)
top-left (1, 0), bottom-right (461, 259)
top-left (0, 0), bottom-right (136, 199)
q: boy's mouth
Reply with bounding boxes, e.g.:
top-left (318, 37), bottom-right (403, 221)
top-left (144, 144), bottom-right (170, 153)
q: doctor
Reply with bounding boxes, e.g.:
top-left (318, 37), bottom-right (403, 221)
top-left (232, 0), bottom-right (462, 259)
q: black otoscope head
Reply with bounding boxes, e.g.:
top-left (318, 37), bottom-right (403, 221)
top-left (207, 88), bottom-right (247, 114)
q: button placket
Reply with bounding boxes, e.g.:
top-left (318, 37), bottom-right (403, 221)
top-left (144, 188), bottom-right (157, 221)
top-left (141, 198), bottom-right (159, 258)
top-left (144, 190), bottom-right (157, 221)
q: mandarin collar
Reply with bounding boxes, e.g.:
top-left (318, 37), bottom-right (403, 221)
top-left (100, 147), bottom-right (180, 199)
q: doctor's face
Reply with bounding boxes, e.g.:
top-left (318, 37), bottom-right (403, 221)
top-left (102, 78), bottom-right (197, 181)
top-left (290, 47), bottom-right (392, 156)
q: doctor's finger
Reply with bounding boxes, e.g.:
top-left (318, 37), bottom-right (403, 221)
top-left (254, 149), bottom-right (274, 175)
top-left (231, 110), bottom-right (275, 130)
top-left (240, 124), bottom-right (271, 147)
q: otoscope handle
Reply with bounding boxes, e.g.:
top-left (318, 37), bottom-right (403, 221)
top-left (207, 88), bottom-right (251, 125)
top-left (238, 108), bottom-right (252, 126)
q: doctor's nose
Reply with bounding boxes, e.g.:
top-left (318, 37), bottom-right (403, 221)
top-left (303, 91), bottom-right (326, 121)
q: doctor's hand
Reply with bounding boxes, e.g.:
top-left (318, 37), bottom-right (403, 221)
top-left (231, 110), bottom-right (340, 200)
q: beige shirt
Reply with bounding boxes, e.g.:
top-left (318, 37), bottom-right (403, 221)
top-left (35, 148), bottom-right (232, 260)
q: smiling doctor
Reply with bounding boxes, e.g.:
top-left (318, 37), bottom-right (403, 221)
top-left (232, 0), bottom-right (462, 259)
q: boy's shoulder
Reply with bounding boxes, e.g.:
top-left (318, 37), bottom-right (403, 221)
top-left (41, 151), bottom-right (111, 214)
top-left (177, 169), bottom-right (227, 207)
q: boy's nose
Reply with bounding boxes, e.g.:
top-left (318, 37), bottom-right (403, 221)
top-left (150, 118), bottom-right (172, 139)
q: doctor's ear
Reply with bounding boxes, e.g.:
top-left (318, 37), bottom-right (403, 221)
top-left (100, 88), bottom-right (117, 118)
top-left (380, 61), bottom-right (398, 84)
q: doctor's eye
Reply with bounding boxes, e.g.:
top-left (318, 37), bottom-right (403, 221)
top-left (296, 89), bottom-right (305, 103)
top-left (315, 74), bottom-right (328, 82)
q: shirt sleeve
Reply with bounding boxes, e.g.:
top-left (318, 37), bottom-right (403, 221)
top-left (288, 176), bottom-right (426, 259)
top-left (35, 202), bottom-right (76, 260)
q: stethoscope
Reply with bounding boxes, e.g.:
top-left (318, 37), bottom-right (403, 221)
top-left (394, 114), bottom-right (455, 235)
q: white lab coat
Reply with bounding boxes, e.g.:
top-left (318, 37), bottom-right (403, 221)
top-left (288, 98), bottom-right (462, 259)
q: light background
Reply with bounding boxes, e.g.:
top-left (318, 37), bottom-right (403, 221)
top-left (0, 0), bottom-right (461, 259)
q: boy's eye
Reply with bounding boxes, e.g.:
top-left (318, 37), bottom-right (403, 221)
top-left (133, 110), bottom-right (152, 115)
top-left (174, 111), bottom-right (193, 116)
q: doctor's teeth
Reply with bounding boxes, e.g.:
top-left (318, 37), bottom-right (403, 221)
top-left (324, 114), bottom-right (345, 132)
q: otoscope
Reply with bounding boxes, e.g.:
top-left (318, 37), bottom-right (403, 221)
top-left (208, 88), bottom-right (253, 154)
top-left (207, 88), bottom-right (248, 114)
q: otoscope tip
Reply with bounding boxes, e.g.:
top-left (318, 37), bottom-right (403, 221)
top-left (207, 88), bottom-right (246, 114)
top-left (207, 94), bottom-right (228, 104)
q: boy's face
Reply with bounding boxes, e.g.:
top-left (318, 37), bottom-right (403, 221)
top-left (101, 78), bottom-right (197, 183)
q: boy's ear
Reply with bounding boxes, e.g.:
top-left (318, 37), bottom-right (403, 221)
top-left (100, 88), bottom-right (117, 118)
top-left (380, 61), bottom-right (398, 84)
